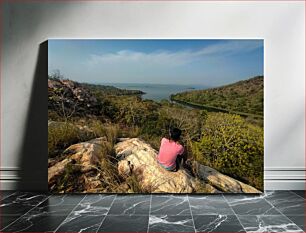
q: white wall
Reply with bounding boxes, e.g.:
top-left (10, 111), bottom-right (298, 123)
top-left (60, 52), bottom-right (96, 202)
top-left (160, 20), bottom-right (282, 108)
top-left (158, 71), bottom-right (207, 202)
top-left (1, 1), bottom-right (304, 190)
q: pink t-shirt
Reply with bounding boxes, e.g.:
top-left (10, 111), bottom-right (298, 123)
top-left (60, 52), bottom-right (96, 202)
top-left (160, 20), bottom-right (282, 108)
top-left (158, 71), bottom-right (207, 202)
top-left (157, 138), bottom-right (184, 168)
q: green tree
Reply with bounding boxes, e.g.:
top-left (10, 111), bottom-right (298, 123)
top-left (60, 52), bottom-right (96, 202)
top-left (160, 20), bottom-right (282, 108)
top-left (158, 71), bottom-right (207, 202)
top-left (192, 112), bottom-right (263, 190)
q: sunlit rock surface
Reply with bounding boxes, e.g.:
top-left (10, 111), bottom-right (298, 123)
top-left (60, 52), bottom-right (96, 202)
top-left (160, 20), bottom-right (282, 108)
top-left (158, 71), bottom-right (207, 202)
top-left (115, 138), bottom-right (260, 193)
top-left (48, 137), bottom-right (261, 193)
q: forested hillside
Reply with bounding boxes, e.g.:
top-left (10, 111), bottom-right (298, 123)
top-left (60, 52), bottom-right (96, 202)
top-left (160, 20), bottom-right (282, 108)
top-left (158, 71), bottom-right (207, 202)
top-left (48, 77), bottom-right (264, 193)
top-left (81, 83), bottom-right (145, 96)
top-left (171, 76), bottom-right (263, 117)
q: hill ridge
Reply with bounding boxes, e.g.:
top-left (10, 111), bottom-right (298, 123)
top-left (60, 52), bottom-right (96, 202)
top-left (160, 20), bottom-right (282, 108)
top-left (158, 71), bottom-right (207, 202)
top-left (171, 76), bottom-right (263, 117)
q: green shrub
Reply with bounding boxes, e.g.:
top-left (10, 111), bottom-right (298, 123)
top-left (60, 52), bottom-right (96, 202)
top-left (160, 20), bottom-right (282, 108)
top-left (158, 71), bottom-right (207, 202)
top-left (88, 120), bottom-right (119, 146)
top-left (48, 122), bottom-right (82, 157)
top-left (192, 112), bottom-right (263, 190)
top-left (48, 120), bottom-right (120, 157)
top-left (171, 76), bottom-right (263, 116)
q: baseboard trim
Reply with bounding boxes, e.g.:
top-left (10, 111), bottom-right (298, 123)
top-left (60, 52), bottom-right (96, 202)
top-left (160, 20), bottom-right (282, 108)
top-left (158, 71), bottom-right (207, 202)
top-left (264, 180), bottom-right (305, 190)
top-left (0, 167), bottom-right (21, 171)
top-left (0, 180), bottom-right (20, 190)
top-left (264, 168), bottom-right (305, 182)
top-left (0, 167), bottom-right (304, 190)
top-left (265, 167), bottom-right (305, 171)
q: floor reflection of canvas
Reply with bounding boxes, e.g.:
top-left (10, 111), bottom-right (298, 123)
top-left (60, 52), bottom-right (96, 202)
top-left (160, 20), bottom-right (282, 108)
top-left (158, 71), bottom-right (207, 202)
top-left (48, 39), bottom-right (264, 193)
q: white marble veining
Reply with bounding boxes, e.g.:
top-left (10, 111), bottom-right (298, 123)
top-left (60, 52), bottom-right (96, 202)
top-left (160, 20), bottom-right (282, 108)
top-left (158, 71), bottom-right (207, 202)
top-left (150, 195), bottom-right (191, 215)
top-left (149, 215), bottom-right (195, 232)
top-left (239, 215), bottom-right (304, 233)
top-left (72, 194), bottom-right (116, 215)
top-left (189, 196), bottom-right (234, 215)
top-left (150, 215), bottom-right (192, 226)
top-left (1, 192), bottom-right (304, 233)
top-left (196, 215), bottom-right (229, 231)
top-left (264, 191), bottom-right (304, 215)
top-left (56, 214), bottom-right (104, 233)
top-left (224, 194), bottom-right (281, 215)
top-left (1, 192), bottom-right (49, 207)
top-left (193, 215), bottom-right (245, 232)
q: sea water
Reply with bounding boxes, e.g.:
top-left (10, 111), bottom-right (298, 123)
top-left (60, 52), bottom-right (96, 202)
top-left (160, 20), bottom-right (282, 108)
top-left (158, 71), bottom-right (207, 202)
top-left (103, 83), bottom-right (209, 101)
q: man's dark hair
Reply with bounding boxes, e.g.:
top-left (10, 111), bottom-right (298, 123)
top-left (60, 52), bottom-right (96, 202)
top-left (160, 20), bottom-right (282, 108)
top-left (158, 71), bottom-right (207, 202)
top-left (169, 127), bottom-right (182, 142)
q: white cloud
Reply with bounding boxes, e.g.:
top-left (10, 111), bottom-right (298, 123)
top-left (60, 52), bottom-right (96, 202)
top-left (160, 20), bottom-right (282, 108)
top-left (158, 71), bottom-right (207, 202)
top-left (88, 49), bottom-right (193, 67)
top-left (196, 40), bottom-right (262, 56)
top-left (86, 40), bottom-right (263, 67)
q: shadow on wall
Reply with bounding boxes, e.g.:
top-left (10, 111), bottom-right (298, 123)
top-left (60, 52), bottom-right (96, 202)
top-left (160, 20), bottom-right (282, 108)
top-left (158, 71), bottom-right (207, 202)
top-left (17, 41), bottom-right (48, 191)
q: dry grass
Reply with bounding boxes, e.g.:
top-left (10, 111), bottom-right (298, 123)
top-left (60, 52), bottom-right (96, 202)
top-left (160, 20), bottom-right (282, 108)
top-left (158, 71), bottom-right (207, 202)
top-left (48, 122), bottom-right (82, 157)
top-left (50, 121), bottom-right (126, 193)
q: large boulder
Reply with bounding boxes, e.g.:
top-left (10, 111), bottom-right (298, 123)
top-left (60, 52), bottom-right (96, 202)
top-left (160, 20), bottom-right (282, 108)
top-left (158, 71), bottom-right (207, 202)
top-left (48, 137), bottom-right (261, 193)
top-left (115, 138), bottom-right (261, 193)
top-left (48, 137), bottom-right (108, 193)
top-left (193, 162), bottom-right (262, 193)
top-left (64, 137), bottom-right (107, 172)
top-left (48, 79), bottom-right (100, 117)
top-left (48, 120), bottom-right (96, 160)
top-left (115, 138), bottom-right (207, 193)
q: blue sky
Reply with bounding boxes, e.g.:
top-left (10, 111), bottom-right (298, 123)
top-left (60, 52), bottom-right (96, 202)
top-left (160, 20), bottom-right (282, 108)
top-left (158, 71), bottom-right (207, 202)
top-left (48, 39), bottom-right (263, 86)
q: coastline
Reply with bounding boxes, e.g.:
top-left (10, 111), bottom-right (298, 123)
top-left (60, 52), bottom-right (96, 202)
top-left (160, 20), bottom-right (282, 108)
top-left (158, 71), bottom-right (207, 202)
top-left (170, 96), bottom-right (264, 119)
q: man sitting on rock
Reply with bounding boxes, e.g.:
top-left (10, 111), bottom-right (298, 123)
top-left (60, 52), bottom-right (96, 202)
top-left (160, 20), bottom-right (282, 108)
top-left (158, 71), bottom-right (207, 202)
top-left (157, 127), bottom-right (186, 172)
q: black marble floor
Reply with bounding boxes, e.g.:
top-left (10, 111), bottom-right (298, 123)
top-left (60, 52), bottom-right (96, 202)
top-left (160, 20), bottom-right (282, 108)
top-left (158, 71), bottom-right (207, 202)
top-left (0, 190), bottom-right (304, 232)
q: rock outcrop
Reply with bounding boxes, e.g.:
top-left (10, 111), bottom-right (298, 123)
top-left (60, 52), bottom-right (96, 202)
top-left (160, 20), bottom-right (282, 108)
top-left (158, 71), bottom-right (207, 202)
top-left (193, 161), bottom-right (261, 193)
top-left (48, 137), bottom-right (109, 193)
top-left (48, 120), bottom-right (96, 161)
top-left (115, 138), bottom-right (197, 193)
top-left (115, 138), bottom-right (262, 193)
top-left (48, 79), bottom-right (100, 117)
top-left (48, 136), bottom-right (261, 193)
